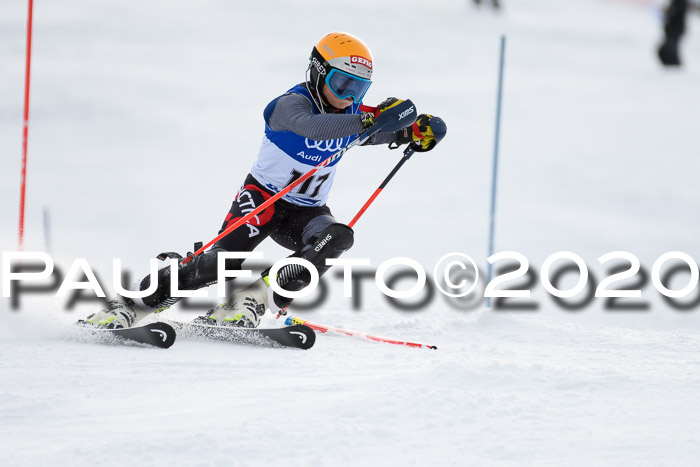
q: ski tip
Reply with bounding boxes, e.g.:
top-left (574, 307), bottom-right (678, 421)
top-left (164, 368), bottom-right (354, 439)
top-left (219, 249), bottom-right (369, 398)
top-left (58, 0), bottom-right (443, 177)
top-left (286, 324), bottom-right (316, 350)
top-left (143, 322), bottom-right (177, 348)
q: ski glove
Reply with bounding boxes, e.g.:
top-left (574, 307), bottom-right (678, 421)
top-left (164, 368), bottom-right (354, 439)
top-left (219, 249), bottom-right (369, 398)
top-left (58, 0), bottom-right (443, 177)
top-left (361, 97), bottom-right (407, 129)
top-left (392, 113), bottom-right (446, 152)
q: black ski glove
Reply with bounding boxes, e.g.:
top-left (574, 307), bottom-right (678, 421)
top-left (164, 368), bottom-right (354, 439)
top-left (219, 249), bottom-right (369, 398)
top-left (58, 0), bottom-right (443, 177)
top-left (361, 97), bottom-right (407, 129)
top-left (391, 114), bottom-right (447, 152)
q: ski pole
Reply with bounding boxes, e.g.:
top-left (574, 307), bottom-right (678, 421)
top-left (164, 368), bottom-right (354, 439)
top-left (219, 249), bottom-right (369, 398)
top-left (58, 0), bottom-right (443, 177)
top-left (348, 115), bottom-right (447, 228)
top-left (182, 99), bottom-right (417, 265)
top-left (348, 143), bottom-right (417, 228)
top-left (283, 315), bottom-right (437, 350)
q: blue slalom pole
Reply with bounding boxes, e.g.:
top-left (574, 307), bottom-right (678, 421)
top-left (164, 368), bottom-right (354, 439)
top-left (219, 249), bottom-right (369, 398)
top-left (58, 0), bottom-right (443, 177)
top-left (486, 35), bottom-right (506, 309)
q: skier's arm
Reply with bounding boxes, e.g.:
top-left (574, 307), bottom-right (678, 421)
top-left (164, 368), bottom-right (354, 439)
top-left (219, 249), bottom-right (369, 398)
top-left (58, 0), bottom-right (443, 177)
top-left (268, 93), bottom-right (366, 140)
top-left (267, 93), bottom-right (438, 149)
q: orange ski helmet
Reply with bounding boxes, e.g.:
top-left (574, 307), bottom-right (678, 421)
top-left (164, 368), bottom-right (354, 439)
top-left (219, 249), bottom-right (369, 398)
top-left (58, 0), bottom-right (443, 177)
top-left (308, 32), bottom-right (373, 104)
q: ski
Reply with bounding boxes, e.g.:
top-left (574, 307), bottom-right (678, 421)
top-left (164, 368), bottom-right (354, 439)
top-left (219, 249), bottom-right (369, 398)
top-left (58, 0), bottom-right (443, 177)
top-left (172, 321), bottom-right (316, 350)
top-left (77, 322), bottom-right (177, 349)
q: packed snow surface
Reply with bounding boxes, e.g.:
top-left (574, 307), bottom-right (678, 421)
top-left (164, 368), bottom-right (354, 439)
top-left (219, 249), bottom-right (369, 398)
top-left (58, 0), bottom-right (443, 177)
top-left (2, 0), bottom-right (700, 465)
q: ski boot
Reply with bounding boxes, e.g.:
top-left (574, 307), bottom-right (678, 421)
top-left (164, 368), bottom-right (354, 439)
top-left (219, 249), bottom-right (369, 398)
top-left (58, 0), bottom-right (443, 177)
top-left (196, 278), bottom-right (274, 328)
top-left (77, 297), bottom-right (140, 329)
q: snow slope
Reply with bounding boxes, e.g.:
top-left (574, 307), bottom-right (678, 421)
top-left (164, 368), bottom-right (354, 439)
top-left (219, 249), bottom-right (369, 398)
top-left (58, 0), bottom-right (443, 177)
top-left (2, 0), bottom-right (700, 465)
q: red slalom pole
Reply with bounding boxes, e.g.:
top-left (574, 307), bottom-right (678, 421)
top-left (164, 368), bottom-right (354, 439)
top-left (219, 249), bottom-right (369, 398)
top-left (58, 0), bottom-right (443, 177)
top-left (18, 0), bottom-right (35, 251)
top-left (283, 315), bottom-right (437, 349)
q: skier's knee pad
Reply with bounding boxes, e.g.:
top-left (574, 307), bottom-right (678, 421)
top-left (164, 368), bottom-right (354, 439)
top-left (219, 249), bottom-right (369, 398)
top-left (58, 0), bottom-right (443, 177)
top-left (265, 224), bottom-right (354, 311)
top-left (284, 223), bottom-right (354, 283)
top-left (138, 248), bottom-right (243, 309)
top-left (267, 223), bottom-right (354, 277)
top-left (302, 223), bottom-right (354, 270)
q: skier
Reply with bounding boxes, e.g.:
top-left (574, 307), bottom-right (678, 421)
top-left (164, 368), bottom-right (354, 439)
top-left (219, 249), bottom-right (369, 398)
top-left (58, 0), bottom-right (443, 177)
top-left (658, 0), bottom-right (688, 66)
top-left (80, 31), bottom-right (446, 329)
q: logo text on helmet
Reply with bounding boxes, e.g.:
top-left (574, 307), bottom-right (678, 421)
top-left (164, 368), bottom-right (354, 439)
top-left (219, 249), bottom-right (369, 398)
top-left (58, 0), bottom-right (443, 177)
top-left (351, 56), bottom-right (372, 69)
top-left (311, 57), bottom-right (326, 76)
top-left (322, 44), bottom-right (335, 58)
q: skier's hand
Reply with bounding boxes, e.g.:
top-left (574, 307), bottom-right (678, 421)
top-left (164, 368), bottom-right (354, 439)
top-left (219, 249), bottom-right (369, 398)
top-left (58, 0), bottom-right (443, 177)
top-left (361, 97), bottom-right (407, 129)
top-left (392, 114), bottom-right (447, 152)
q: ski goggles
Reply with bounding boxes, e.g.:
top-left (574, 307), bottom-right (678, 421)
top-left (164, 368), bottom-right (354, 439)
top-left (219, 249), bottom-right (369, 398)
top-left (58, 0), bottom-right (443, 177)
top-left (325, 69), bottom-right (372, 103)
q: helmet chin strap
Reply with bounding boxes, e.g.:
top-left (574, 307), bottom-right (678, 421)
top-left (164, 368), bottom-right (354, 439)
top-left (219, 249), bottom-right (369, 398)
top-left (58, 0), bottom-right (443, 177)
top-left (305, 66), bottom-right (327, 114)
